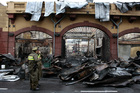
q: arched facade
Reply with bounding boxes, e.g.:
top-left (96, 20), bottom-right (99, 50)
top-left (15, 25), bottom-right (54, 36)
top-left (7, 26), bottom-right (53, 56)
top-left (118, 27), bottom-right (140, 59)
top-left (119, 27), bottom-right (140, 37)
top-left (55, 21), bottom-right (117, 59)
top-left (60, 21), bottom-right (112, 38)
top-left (2, 22), bottom-right (139, 60)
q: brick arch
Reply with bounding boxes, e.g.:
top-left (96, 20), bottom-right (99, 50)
top-left (10, 26), bottom-right (53, 57)
top-left (55, 21), bottom-right (117, 60)
top-left (15, 25), bottom-right (53, 37)
top-left (119, 27), bottom-right (140, 37)
top-left (60, 21), bottom-right (112, 39)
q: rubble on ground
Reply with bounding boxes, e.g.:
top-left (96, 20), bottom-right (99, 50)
top-left (1, 51), bottom-right (140, 87)
top-left (59, 52), bottom-right (140, 87)
top-left (0, 54), bottom-right (22, 81)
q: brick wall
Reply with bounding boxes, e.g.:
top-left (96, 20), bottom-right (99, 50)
top-left (0, 28), bottom-right (8, 54)
top-left (110, 38), bottom-right (118, 59)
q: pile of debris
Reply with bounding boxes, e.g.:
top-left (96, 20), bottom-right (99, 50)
top-left (41, 55), bottom-right (93, 76)
top-left (1, 51), bottom-right (140, 86)
top-left (42, 55), bottom-right (71, 77)
top-left (59, 54), bottom-right (140, 87)
top-left (0, 54), bottom-right (20, 81)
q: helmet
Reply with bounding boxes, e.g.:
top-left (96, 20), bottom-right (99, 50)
top-left (32, 47), bottom-right (38, 51)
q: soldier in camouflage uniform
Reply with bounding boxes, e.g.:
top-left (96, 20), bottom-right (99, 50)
top-left (28, 47), bottom-right (41, 91)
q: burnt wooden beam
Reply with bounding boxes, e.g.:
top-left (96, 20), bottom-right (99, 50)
top-left (23, 13), bottom-right (32, 21)
top-left (55, 14), bottom-right (62, 21)
top-left (8, 13), bottom-right (16, 24)
top-left (128, 16), bottom-right (137, 23)
top-left (39, 14), bottom-right (44, 21)
top-left (69, 14), bottom-right (77, 21)
top-left (111, 16), bottom-right (120, 22)
top-left (111, 16), bottom-right (120, 28)
top-left (8, 13), bottom-right (15, 19)
top-left (119, 41), bottom-right (140, 45)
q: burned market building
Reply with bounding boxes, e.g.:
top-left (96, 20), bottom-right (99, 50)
top-left (1, 1), bottom-right (140, 90)
top-left (0, 1), bottom-right (140, 61)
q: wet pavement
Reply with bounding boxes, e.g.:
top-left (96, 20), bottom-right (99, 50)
top-left (0, 77), bottom-right (140, 93)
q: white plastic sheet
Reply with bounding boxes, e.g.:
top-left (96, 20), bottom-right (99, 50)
top-left (25, 1), bottom-right (43, 21)
top-left (2, 75), bottom-right (20, 82)
top-left (0, 72), bottom-right (20, 81)
top-left (86, 0), bottom-right (93, 3)
top-left (25, 2), bottom-right (36, 14)
top-left (66, 1), bottom-right (88, 9)
top-left (101, 3), bottom-right (110, 21)
top-left (25, 1), bottom-right (115, 22)
top-left (56, 1), bottom-right (88, 15)
top-left (115, 2), bottom-right (140, 13)
top-left (115, 2), bottom-right (128, 13)
top-left (0, 72), bottom-right (9, 80)
top-left (95, 2), bottom-right (110, 21)
top-left (31, 14), bottom-right (41, 21)
top-left (56, 1), bottom-right (66, 15)
top-left (44, 1), bottom-right (54, 17)
top-left (25, 1), bottom-right (89, 20)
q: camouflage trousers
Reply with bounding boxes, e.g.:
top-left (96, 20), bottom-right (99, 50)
top-left (29, 68), bottom-right (39, 90)
top-left (37, 61), bottom-right (42, 80)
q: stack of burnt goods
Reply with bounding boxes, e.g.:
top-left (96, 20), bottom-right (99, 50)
top-left (42, 55), bottom-right (72, 76)
top-left (0, 54), bottom-right (20, 81)
top-left (59, 54), bottom-right (140, 87)
top-left (0, 54), bottom-right (19, 69)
